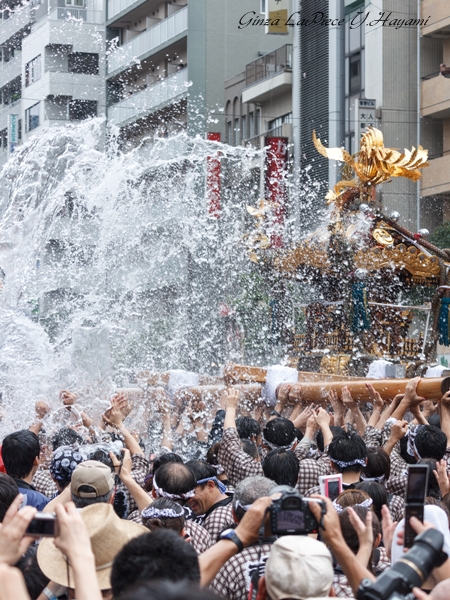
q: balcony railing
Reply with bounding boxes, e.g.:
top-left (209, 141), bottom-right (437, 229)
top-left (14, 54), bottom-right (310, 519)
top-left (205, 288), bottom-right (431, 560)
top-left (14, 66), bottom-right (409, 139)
top-left (245, 45), bottom-right (292, 87)
top-left (31, 7), bottom-right (103, 32)
top-left (0, 51), bottom-right (22, 86)
top-left (0, 6), bottom-right (30, 45)
top-left (108, 6), bottom-right (187, 74)
top-left (108, 67), bottom-right (188, 125)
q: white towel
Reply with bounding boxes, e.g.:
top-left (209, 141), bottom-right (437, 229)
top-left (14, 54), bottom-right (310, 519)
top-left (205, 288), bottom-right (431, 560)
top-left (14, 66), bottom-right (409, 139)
top-left (167, 370), bottom-right (199, 398)
top-left (262, 365), bottom-right (298, 407)
top-left (424, 365), bottom-right (446, 378)
top-left (366, 359), bottom-right (392, 379)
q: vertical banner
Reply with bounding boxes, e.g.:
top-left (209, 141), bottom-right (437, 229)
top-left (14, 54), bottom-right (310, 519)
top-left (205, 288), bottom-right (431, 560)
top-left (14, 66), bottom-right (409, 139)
top-left (206, 132), bottom-right (221, 218)
top-left (265, 137), bottom-right (288, 248)
top-left (9, 114), bottom-right (18, 154)
top-left (266, 0), bottom-right (289, 34)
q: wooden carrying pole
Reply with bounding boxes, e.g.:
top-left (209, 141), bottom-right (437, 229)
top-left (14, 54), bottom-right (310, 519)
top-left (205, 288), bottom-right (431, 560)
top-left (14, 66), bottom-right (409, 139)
top-left (287, 377), bottom-right (450, 403)
top-left (223, 363), bottom-right (362, 385)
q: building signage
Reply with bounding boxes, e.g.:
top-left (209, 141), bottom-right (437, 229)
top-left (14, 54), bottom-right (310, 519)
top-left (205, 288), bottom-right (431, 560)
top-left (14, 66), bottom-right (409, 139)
top-left (9, 114), bottom-right (18, 154)
top-left (355, 99), bottom-right (376, 136)
top-left (266, 0), bottom-right (289, 34)
top-left (206, 132), bottom-right (221, 218)
top-left (265, 136), bottom-right (288, 248)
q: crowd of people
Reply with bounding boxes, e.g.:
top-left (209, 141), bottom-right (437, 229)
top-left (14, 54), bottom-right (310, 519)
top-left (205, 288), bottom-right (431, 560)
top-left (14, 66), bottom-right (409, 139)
top-left (1, 376), bottom-right (450, 599)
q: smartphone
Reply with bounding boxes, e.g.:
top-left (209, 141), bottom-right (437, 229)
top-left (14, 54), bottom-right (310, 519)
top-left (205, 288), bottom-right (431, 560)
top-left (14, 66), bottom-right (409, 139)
top-left (25, 513), bottom-right (59, 538)
top-left (404, 464), bottom-right (429, 548)
top-left (319, 474), bottom-right (343, 501)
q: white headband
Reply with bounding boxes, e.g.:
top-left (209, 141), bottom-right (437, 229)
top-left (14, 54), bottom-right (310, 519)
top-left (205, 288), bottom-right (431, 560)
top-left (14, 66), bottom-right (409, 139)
top-left (332, 497), bottom-right (373, 514)
top-left (152, 472), bottom-right (195, 500)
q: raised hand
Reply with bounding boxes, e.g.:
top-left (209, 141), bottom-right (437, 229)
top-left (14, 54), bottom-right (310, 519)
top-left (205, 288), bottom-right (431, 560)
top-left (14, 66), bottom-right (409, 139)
top-left (0, 496), bottom-right (36, 566)
top-left (341, 386), bottom-right (358, 410)
top-left (434, 459), bottom-right (450, 498)
top-left (390, 420), bottom-right (408, 441)
top-left (381, 504), bottom-right (397, 560)
top-left (366, 383), bottom-right (384, 412)
top-left (60, 390), bottom-right (77, 406)
top-left (224, 388), bottom-right (240, 411)
top-left (314, 407), bottom-right (331, 428)
top-left (327, 389), bottom-right (345, 425)
top-left (35, 400), bottom-right (51, 421)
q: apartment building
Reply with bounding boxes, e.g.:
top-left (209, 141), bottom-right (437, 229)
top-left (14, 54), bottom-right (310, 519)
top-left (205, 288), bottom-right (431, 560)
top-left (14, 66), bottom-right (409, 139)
top-left (420, 0), bottom-right (450, 228)
top-left (0, 0), bottom-right (105, 165)
top-left (105, 0), bottom-right (294, 149)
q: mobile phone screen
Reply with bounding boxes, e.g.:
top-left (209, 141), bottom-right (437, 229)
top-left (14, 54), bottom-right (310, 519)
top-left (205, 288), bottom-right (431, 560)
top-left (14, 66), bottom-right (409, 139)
top-left (327, 480), bottom-right (341, 501)
top-left (405, 466), bottom-right (429, 504)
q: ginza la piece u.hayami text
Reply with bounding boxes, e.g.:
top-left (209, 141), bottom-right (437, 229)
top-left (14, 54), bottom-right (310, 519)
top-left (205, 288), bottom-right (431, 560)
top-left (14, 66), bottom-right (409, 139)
top-left (238, 11), bottom-right (431, 30)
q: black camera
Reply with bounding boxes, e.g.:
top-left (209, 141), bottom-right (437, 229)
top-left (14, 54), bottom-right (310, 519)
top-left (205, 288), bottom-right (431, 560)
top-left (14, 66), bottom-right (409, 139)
top-left (269, 485), bottom-right (325, 535)
top-left (356, 528), bottom-right (448, 600)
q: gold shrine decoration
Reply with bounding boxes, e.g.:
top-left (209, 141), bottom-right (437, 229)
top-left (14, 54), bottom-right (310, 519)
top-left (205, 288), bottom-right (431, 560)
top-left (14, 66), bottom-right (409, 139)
top-left (354, 244), bottom-right (441, 278)
top-left (313, 127), bottom-right (429, 207)
top-left (272, 242), bottom-right (442, 278)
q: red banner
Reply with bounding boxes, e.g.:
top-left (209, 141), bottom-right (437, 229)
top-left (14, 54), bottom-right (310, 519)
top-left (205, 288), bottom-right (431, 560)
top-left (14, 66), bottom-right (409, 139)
top-left (207, 132), bottom-right (221, 218)
top-left (265, 137), bottom-right (288, 248)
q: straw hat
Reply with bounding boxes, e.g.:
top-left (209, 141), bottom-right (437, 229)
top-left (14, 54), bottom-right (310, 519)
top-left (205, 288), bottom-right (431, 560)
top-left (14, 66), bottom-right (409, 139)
top-left (37, 503), bottom-right (146, 590)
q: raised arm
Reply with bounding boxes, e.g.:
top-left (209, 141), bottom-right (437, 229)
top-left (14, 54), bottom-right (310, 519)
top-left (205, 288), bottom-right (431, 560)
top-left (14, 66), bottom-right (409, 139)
top-left (342, 386), bottom-right (366, 436)
top-left (223, 388), bottom-right (240, 430)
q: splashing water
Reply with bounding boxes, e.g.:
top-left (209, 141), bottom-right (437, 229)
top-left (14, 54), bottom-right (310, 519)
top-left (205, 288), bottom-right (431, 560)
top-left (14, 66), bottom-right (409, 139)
top-left (0, 118), bottom-right (324, 438)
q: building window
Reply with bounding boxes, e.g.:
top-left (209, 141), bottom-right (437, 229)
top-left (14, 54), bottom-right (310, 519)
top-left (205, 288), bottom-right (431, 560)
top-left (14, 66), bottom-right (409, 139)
top-left (242, 115), bottom-right (247, 140)
top-left (227, 120), bottom-right (232, 144)
top-left (268, 112), bottom-right (292, 131)
top-left (249, 112), bottom-right (254, 137)
top-left (25, 55), bottom-right (41, 87)
top-left (18, 119), bottom-right (22, 140)
top-left (234, 117), bottom-right (240, 145)
top-left (260, 0), bottom-right (266, 15)
top-left (255, 108), bottom-right (261, 135)
top-left (66, 0), bottom-right (84, 5)
top-left (68, 100), bottom-right (97, 120)
top-left (349, 52), bottom-right (361, 95)
top-left (25, 102), bottom-right (40, 132)
top-left (68, 53), bottom-right (99, 75)
top-left (0, 129), bottom-right (7, 150)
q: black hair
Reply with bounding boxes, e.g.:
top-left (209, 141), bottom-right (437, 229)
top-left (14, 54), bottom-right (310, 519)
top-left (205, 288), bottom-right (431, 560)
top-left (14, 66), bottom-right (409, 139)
top-left (294, 428), bottom-right (304, 443)
top-left (15, 546), bottom-right (49, 600)
top-left (355, 481), bottom-right (388, 522)
top-left (111, 530), bottom-right (200, 597)
top-left (428, 413), bottom-right (441, 429)
top-left (418, 458), bottom-right (441, 499)
top-left (329, 431), bottom-right (367, 473)
top-left (241, 439), bottom-right (259, 459)
top-left (185, 460), bottom-right (217, 489)
top-left (263, 418), bottom-right (296, 448)
top-left (118, 581), bottom-right (218, 600)
top-left (51, 428), bottom-right (84, 451)
top-left (142, 499), bottom-right (185, 533)
top-left (2, 430), bottom-right (40, 480)
top-left (153, 453), bottom-right (184, 473)
top-left (415, 426), bottom-right (447, 462)
top-left (262, 449), bottom-right (299, 487)
top-left (205, 443), bottom-right (224, 476)
top-left (0, 472), bottom-right (19, 522)
top-left (236, 416), bottom-right (261, 441)
top-left (362, 447), bottom-right (391, 481)
top-left (317, 425), bottom-right (345, 453)
top-left (154, 463), bottom-right (196, 501)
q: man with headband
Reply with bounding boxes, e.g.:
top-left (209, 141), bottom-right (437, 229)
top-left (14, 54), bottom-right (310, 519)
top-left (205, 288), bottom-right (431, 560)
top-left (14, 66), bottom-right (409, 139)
top-left (185, 460), bottom-right (234, 542)
top-left (305, 430), bottom-right (368, 496)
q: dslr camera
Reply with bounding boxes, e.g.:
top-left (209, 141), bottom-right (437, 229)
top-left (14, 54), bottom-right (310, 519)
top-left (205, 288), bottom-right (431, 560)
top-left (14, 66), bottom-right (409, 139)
top-left (357, 528), bottom-right (448, 600)
top-left (270, 485), bottom-right (325, 536)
